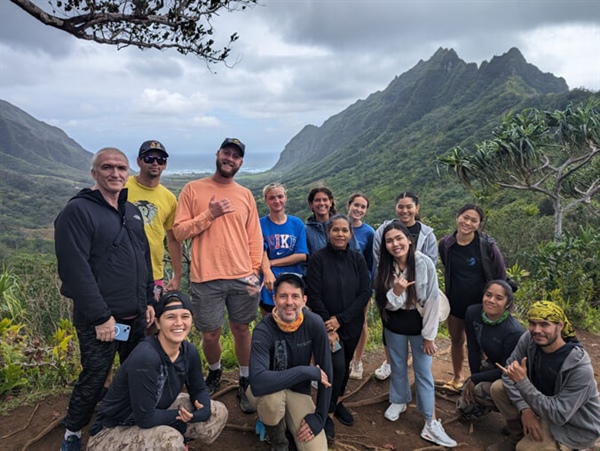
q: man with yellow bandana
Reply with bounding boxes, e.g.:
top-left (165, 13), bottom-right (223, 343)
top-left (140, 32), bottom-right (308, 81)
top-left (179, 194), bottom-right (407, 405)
top-left (248, 273), bottom-right (333, 451)
top-left (487, 301), bottom-right (600, 451)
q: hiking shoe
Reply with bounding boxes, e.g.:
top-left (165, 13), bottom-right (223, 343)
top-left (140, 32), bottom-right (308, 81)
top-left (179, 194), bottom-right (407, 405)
top-left (334, 402), bottom-right (354, 426)
top-left (238, 376), bottom-right (256, 414)
top-left (324, 416), bottom-right (335, 441)
top-left (264, 418), bottom-right (288, 451)
top-left (384, 402), bottom-right (407, 422)
top-left (60, 435), bottom-right (82, 451)
top-left (421, 419), bottom-right (457, 448)
top-left (374, 361), bottom-right (391, 380)
top-left (205, 368), bottom-right (222, 395)
top-left (349, 360), bottom-right (363, 380)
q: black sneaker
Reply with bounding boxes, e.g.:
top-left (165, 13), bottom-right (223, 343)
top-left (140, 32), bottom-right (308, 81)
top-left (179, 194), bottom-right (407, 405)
top-left (238, 376), bottom-right (256, 414)
top-left (334, 402), bottom-right (354, 426)
top-left (205, 368), bottom-right (222, 395)
top-left (324, 416), bottom-right (335, 441)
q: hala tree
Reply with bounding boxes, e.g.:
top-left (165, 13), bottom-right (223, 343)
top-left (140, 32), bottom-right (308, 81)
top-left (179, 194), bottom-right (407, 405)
top-left (439, 98), bottom-right (600, 238)
top-left (9, 0), bottom-right (257, 63)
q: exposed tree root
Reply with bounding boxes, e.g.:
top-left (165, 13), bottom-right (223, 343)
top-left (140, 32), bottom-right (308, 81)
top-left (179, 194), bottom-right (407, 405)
top-left (21, 415), bottom-right (63, 451)
top-left (340, 373), bottom-right (372, 402)
top-left (2, 403), bottom-right (39, 439)
top-left (224, 423), bottom-right (254, 432)
top-left (212, 384), bottom-right (238, 399)
top-left (345, 392), bottom-right (388, 408)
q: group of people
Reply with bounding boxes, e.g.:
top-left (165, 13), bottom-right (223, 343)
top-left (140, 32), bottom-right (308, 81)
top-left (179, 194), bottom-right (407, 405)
top-left (54, 139), bottom-right (599, 451)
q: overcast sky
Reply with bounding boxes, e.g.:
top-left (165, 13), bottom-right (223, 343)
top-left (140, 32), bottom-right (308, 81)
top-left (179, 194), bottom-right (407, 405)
top-left (1, 0), bottom-right (599, 172)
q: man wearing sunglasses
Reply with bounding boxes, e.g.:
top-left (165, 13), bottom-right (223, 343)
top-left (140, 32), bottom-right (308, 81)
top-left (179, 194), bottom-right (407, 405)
top-left (126, 140), bottom-right (182, 297)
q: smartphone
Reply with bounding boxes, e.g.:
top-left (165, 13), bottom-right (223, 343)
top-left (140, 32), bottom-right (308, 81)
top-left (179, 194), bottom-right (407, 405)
top-left (333, 340), bottom-right (342, 353)
top-left (114, 323), bottom-right (131, 341)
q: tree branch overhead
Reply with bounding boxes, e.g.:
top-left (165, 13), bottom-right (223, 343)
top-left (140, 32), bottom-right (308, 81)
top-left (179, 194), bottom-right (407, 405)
top-left (9, 0), bottom-right (256, 62)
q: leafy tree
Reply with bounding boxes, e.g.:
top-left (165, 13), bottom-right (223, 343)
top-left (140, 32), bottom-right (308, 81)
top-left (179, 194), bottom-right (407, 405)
top-left (438, 98), bottom-right (600, 237)
top-left (10, 0), bottom-right (256, 62)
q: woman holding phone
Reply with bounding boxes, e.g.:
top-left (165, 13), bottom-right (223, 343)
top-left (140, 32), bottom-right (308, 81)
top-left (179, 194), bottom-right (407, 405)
top-left (306, 214), bottom-right (371, 442)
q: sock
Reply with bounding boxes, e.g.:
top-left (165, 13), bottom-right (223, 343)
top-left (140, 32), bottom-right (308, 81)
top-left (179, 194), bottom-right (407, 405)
top-left (239, 365), bottom-right (249, 378)
top-left (208, 361), bottom-right (221, 371)
top-left (64, 429), bottom-right (82, 439)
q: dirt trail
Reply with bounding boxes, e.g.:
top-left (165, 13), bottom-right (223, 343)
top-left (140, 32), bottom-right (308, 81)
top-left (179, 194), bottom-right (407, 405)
top-left (2, 332), bottom-right (599, 451)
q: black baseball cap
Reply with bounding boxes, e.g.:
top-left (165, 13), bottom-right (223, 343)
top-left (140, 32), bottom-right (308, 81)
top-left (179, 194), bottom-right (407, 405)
top-left (155, 291), bottom-right (193, 318)
top-left (274, 273), bottom-right (306, 293)
top-left (220, 138), bottom-right (245, 156)
top-left (139, 140), bottom-right (169, 158)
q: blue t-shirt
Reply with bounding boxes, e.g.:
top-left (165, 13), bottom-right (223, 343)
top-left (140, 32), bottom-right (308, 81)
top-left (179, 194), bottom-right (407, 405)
top-left (260, 215), bottom-right (309, 306)
top-left (353, 222), bottom-right (375, 277)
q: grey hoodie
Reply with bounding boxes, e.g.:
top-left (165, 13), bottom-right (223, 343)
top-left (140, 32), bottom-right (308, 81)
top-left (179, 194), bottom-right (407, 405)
top-left (503, 332), bottom-right (600, 449)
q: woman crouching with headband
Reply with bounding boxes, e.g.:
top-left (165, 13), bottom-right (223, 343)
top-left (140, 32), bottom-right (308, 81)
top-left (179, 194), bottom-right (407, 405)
top-left (88, 292), bottom-right (228, 450)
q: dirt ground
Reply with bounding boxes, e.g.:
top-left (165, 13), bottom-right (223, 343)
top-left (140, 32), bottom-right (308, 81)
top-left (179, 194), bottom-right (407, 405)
top-left (2, 332), bottom-right (599, 451)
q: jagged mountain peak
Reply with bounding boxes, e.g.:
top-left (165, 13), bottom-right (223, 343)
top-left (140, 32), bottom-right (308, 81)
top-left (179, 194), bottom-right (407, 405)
top-left (273, 47), bottom-right (569, 173)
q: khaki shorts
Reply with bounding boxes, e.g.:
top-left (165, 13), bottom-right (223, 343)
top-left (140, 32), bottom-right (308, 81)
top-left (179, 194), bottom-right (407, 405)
top-left (190, 277), bottom-right (260, 331)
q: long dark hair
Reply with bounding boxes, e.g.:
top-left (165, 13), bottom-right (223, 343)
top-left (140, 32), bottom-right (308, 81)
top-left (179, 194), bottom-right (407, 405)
top-left (307, 187), bottom-right (337, 216)
top-left (374, 221), bottom-right (417, 320)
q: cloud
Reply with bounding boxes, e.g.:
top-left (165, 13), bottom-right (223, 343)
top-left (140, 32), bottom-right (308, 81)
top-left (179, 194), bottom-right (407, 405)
top-left (1, 0), bottom-right (598, 170)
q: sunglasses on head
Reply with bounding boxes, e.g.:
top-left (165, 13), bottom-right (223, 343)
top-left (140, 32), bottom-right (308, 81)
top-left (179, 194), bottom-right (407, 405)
top-left (142, 155), bottom-right (167, 165)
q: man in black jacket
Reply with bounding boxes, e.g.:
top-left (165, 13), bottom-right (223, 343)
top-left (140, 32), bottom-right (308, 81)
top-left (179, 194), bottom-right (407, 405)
top-left (55, 147), bottom-right (155, 451)
top-left (248, 273), bottom-right (333, 451)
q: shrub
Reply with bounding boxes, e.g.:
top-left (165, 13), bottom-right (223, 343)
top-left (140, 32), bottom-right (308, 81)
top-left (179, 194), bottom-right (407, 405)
top-left (516, 226), bottom-right (600, 332)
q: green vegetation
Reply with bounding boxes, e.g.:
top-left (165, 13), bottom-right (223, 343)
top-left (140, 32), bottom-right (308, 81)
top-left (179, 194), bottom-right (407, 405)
top-left (439, 99), bottom-right (600, 237)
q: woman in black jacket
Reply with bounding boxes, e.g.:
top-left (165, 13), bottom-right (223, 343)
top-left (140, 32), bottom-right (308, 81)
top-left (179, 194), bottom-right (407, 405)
top-left (458, 280), bottom-right (525, 420)
top-left (306, 214), bottom-right (371, 442)
top-left (88, 292), bottom-right (228, 450)
top-left (438, 204), bottom-right (507, 390)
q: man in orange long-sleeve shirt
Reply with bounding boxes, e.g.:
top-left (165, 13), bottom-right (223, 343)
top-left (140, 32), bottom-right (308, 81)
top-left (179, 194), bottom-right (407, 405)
top-left (173, 138), bottom-right (263, 414)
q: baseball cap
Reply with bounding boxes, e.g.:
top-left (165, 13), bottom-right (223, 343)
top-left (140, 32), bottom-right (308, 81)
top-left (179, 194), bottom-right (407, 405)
top-left (139, 140), bottom-right (169, 158)
top-left (155, 291), bottom-right (193, 318)
top-left (274, 273), bottom-right (306, 293)
top-left (220, 138), bottom-right (245, 156)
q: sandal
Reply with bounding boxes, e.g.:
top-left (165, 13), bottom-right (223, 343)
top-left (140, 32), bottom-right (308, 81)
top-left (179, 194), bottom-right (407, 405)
top-left (441, 380), bottom-right (464, 391)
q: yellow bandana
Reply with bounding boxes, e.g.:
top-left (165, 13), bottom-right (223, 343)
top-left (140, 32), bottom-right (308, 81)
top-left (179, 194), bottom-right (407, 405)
top-left (272, 307), bottom-right (304, 333)
top-left (528, 301), bottom-right (575, 339)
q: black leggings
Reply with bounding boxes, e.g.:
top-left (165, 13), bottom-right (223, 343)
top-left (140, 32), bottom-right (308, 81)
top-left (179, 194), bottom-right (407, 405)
top-left (63, 316), bottom-right (146, 432)
top-left (329, 334), bottom-right (361, 413)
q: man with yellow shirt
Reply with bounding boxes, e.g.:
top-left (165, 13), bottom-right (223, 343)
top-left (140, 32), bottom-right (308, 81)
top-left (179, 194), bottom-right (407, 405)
top-left (126, 140), bottom-right (182, 295)
top-left (173, 138), bottom-right (263, 414)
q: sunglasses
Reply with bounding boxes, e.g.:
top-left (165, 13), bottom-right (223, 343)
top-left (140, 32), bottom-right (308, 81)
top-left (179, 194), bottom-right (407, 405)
top-left (142, 155), bottom-right (167, 165)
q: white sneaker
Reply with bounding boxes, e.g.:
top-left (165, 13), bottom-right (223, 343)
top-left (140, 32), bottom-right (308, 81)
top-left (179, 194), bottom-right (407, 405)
top-left (421, 419), bottom-right (457, 448)
top-left (349, 360), bottom-right (363, 380)
top-left (384, 403), bottom-right (407, 421)
top-left (311, 380), bottom-right (318, 389)
top-left (374, 361), bottom-right (391, 380)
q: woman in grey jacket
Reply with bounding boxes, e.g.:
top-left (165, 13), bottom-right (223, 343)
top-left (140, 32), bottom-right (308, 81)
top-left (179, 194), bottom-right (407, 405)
top-left (372, 192), bottom-right (437, 380)
top-left (373, 221), bottom-right (456, 448)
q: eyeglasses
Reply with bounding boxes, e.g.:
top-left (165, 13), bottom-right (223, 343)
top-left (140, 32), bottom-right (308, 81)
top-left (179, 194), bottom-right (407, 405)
top-left (142, 155), bottom-right (167, 165)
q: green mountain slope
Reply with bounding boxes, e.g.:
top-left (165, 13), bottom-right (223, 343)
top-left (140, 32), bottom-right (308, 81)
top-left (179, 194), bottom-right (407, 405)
top-left (0, 100), bottom-right (93, 256)
top-left (252, 48), bottom-right (595, 226)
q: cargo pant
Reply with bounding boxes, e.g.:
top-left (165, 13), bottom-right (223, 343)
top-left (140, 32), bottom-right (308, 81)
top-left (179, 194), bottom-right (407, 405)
top-left (87, 395), bottom-right (228, 451)
top-left (246, 387), bottom-right (328, 451)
